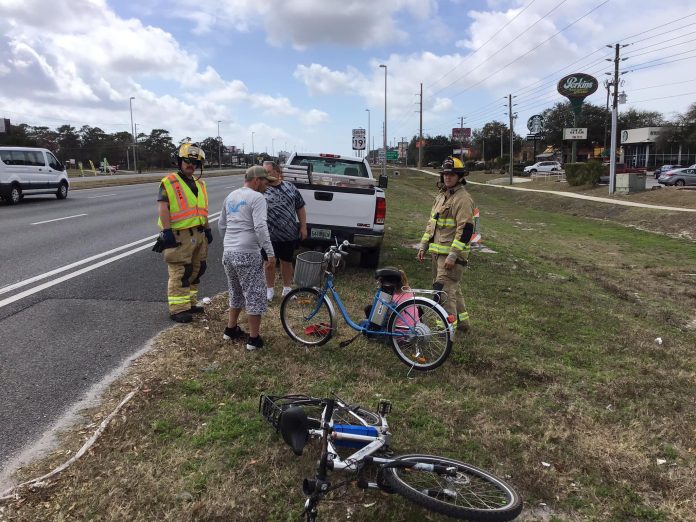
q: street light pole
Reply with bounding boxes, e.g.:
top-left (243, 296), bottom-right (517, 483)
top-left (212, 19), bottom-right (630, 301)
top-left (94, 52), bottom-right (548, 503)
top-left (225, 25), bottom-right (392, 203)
top-left (251, 131), bottom-right (255, 165)
top-left (217, 120), bottom-right (222, 169)
top-left (272, 138), bottom-right (275, 159)
top-left (129, 97), bottom-right (137, 172)
top-left (365, 108), bottom-right (370, 164)
top-left (379, 64), bottom-right (387, 177)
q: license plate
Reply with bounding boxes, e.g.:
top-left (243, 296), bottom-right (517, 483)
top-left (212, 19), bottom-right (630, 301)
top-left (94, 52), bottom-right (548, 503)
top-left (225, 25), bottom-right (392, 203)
top-left (311, 228), bottom-right (331, 240)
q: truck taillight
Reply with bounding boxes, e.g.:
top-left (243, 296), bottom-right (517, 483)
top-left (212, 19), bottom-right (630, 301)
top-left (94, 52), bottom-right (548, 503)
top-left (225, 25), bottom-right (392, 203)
top-left (374, 197), bottom-right (386, 225)
top-left (319, 153), bottom-right (340, 158)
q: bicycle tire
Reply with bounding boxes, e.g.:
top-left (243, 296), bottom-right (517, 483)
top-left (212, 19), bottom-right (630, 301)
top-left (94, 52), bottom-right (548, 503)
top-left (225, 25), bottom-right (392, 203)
top-left (383, 454), bottom-right (522, 521)
top-left (280, 288), bottom-right (336, 346)
top-left (386, 297), bottom-right (452, 371)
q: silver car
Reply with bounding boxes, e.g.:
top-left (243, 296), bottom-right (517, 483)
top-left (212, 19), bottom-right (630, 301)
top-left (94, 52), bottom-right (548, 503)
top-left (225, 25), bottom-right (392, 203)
top-left (523, 161), bottom-right (562, 175)
top-left (657, 166), bottom-right (696, 186)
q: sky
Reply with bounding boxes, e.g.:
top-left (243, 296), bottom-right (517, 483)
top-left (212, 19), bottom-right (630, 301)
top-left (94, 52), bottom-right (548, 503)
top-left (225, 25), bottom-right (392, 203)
top-left (1, 0), bottom-right (695, 158)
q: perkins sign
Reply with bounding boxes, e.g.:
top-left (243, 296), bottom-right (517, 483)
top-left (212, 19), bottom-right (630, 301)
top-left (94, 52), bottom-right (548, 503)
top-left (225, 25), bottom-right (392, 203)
top-left (557, 73), bottom-right (598, 99)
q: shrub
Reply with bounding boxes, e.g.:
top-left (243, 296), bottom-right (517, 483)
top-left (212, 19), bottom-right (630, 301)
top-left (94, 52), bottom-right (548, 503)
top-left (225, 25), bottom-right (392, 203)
top-left (584, 161), bottom-right (605, 185)
top-left (565, 163), bottom-right (585, 186)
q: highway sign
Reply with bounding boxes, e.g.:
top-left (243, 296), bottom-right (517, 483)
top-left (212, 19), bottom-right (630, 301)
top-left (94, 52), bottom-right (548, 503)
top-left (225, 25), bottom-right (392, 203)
top-left (386, 150), bottom-right (398, 160)
top-left (352, 128), bottom-right (366, 150)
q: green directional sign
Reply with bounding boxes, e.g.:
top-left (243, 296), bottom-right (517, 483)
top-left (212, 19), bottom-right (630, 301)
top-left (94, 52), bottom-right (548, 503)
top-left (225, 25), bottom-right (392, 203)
top-left (386, 150), bottom-right (398, 160)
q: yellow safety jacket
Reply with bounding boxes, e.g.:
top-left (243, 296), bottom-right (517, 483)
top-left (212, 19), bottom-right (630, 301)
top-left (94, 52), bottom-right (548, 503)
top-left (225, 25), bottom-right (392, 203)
top-left (419, 184), bottom-right (475, 262)
top-left (158, 173), bottom-right (209, 230)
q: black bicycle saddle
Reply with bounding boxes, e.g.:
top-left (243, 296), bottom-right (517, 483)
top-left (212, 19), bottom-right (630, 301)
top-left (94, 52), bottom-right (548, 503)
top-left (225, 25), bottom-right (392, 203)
top-left (279, 406), bottom-right (309, 456)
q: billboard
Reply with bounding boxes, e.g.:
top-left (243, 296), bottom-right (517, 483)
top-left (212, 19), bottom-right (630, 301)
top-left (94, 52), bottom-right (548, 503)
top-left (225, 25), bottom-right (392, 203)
top-left (563, 128), bottom-right (588, 140)
top-left (452, 127), bottom-right (471, 140)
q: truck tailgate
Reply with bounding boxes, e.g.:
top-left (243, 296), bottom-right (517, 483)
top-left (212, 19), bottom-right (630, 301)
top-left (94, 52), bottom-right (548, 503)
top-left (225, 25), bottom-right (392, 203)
top-left (297, 185), bottom-right (377, 229)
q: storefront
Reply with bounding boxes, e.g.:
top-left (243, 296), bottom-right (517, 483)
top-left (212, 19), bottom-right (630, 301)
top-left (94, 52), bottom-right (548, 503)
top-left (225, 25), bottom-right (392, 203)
top-left (620, 127), bottom-right (663, 168)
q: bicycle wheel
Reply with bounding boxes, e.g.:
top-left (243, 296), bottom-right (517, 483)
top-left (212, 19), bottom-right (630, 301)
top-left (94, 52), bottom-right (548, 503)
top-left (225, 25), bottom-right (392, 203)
top-left (281, 288), bottom-right (336, 346)
top-left (383, 454), bottom-right (522, 521)
top-left (386, 297), bottom-right (452, 371)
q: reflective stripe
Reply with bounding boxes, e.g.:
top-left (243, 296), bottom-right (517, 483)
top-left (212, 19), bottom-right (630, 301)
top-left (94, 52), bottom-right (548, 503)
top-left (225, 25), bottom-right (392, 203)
top-left (420, 233), bottom-right (430, 242)
top-left (458, 312), bottom-right (469, 322)
top-left (428, 243), bottom-right (450, 254)
top-left (168, 295), bottom-right (191, 305)
top-left (436, 218), bottom-right (455, 227)
top-left (451, 240), bottom-right (466, 251)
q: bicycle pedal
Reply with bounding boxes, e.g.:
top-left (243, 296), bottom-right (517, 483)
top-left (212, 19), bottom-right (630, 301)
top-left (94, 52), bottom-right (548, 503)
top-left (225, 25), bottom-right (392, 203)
top-left (412, 354), bottom-right (427, 363)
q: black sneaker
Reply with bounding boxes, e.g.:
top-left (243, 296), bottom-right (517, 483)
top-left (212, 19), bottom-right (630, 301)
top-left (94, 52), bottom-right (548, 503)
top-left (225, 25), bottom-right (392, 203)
top-left (246, 336), bottom-right (263, 352)
top-left (170, 311), bottom-right (193, 323)
top-left (189, 305), bottom-right (205, 314)
top-left (223, 325), bottom-right (246, 341)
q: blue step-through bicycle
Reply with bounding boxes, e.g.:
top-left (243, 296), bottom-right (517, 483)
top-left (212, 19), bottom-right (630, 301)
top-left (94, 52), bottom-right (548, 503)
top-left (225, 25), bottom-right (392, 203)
top-left (280, 241), bottom-right (455, 371)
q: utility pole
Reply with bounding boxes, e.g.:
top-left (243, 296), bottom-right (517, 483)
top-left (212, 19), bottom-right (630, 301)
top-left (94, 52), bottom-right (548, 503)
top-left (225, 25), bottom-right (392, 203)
top-left (401, 136), bottom-right (406, 167)
top-left (457, 116), bottom-right (465, 163)
top-left (418, 83), bottom-right (423, 168)
top-left (508, 94), bottom-right (515, 185)
top-left (608, 43), bottom-right (623, 195)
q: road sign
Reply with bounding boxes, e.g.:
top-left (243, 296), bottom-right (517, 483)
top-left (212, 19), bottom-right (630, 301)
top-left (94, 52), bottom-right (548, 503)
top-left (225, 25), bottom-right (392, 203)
top-left (352, 128), bottom-right (366, 150)
top-left (563, 128), bottom-right (587, 140)
top-left (386, 150), bottom-right (398, 160)
top-left (452, 127), bottom-right (471, 139)
top-left (526, 133), bottom-right (544, 141)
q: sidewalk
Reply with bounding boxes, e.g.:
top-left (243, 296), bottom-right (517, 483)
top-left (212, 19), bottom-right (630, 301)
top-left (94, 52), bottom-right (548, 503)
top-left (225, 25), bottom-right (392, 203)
top-left (413, 169), bottom-right (696, 213)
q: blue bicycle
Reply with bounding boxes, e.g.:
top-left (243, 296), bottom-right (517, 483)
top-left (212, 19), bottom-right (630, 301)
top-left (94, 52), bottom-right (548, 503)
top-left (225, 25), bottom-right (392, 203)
top-left (280, 241), bottom-right (454, 371)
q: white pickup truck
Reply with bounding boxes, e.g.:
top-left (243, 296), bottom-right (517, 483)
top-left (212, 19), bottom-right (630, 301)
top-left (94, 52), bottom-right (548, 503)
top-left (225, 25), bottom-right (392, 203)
top-left (282, 152), bottom-right (387, 268)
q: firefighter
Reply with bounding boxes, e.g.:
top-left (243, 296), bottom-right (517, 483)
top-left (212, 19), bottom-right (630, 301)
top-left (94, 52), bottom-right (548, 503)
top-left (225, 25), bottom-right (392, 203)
top-left (154, 141), bottom-right (213, 323)
top-left (416, 156), bottom-right (475, 333)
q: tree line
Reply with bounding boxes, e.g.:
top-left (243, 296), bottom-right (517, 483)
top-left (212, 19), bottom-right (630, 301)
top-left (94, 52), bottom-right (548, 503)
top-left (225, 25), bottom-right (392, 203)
top-left (0, 124), bottom-right (247, 170)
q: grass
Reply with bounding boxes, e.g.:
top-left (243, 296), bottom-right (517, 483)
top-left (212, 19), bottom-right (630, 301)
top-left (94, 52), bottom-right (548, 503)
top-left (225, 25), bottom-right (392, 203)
top-left (2, 169), bottom-right (695, 521)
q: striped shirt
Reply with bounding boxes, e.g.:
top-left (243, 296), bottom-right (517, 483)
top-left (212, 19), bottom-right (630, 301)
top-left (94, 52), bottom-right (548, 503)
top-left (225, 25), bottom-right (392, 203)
top-left (264, 181), bottom-right (306, 242)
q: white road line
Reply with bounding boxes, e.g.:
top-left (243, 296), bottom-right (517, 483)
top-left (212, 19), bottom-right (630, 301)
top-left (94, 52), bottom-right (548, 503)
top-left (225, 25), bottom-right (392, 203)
top-left (0, 213), bottom-right (222, 304)
top-left (31, 214), bottom-right (88, 225)
top-left (87, 194), bottom-right (117, 199)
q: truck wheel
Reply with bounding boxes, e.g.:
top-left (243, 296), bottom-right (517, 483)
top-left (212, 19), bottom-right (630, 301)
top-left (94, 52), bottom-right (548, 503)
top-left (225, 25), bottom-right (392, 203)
top-left (360, 249), bottom-right (381, 269)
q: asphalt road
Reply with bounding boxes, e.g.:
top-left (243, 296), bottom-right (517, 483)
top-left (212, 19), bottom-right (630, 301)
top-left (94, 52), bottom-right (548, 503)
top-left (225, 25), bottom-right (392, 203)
top-left (0, 173), bottom-right (245, 484)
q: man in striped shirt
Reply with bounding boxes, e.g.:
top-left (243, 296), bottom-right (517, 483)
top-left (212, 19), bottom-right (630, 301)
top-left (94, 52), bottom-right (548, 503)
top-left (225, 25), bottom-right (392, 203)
top-left (263, 161), bottom-right (307, 300)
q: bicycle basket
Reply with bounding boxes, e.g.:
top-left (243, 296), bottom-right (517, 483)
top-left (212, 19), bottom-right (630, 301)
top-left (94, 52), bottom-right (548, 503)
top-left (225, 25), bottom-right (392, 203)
top-left (294, 251), bottom-right (326, 287)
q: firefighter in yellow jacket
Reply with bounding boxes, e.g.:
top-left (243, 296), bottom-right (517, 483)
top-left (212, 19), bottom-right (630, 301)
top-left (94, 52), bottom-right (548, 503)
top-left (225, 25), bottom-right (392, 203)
top-left (417, 156), bottom-right (475, 333)
top-left (155, 141), bottom-right (213, 323)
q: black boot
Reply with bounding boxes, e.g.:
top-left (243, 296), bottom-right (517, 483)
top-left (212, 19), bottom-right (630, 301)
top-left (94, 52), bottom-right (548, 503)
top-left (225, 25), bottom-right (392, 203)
top-left (170, 311), bottom-right (193, 323)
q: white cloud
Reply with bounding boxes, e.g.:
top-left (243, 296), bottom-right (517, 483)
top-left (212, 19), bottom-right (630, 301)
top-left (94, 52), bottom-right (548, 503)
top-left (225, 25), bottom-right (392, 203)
top-left (168, 0), bottom-right (436, 49)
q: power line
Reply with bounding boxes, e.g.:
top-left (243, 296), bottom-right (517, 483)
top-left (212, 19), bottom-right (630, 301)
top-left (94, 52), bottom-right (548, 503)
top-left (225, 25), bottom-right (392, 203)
top-left (449, 0), bottom-right (610, 100)
top-left (624, 50), bottom-right (696, 72)
top-left (427, 0), bottom-right (539, 91)
top-left (432, 0), bottom-right (570, 97)
top-left (628, 91), bottom-right (696, 104)
top-left (623, 39), bottom-right (696, 60)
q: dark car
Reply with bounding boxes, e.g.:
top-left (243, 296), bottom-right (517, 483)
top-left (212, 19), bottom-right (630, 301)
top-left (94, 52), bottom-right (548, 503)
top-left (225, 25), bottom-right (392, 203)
top-left (654, 164), bottom-right (683, 179)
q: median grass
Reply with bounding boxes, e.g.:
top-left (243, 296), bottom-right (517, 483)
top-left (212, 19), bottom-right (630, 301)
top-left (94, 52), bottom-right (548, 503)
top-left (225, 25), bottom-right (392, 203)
top-left (3, 170), bottom-right (695, 521)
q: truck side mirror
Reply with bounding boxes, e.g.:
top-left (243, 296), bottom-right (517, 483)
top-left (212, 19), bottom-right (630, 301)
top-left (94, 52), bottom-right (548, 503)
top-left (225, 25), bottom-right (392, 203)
top-left (378, 175), bottom-right (388, 189)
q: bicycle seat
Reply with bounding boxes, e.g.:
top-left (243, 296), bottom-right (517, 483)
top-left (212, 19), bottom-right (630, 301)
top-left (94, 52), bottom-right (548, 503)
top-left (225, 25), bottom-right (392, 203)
top-left (279, 406), bottom-right (309, 456)
top-left (374, 267), bottom-right (402, 282)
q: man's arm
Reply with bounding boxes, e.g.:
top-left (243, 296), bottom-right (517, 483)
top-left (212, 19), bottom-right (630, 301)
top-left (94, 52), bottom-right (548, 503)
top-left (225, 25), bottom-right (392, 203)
top-left (158, 201), bottom-right (171, 230)
top-left (297, 206), bottom-right (307, 240)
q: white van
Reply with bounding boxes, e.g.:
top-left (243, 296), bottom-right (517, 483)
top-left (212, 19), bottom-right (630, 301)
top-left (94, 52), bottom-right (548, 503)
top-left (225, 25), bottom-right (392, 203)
top-left (0, 147), bottom-right (70, 204)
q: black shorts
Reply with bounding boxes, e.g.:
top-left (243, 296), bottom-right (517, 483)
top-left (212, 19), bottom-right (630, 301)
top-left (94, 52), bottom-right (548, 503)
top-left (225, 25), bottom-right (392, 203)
top-left (271, 240), bottom-right (297, 262)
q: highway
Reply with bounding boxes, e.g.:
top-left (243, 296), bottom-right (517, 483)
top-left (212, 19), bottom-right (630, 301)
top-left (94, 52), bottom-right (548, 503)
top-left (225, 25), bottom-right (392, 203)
top-left (0, 173), bottom-right (245, 484)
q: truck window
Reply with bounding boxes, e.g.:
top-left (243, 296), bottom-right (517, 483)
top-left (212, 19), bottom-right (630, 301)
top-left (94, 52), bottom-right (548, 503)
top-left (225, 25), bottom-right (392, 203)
top-left (291, 155), bottom-right (368, 177)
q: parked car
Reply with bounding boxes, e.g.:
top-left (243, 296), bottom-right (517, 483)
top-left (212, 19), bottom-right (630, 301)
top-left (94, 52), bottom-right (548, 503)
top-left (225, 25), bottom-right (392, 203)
top-left (657, 166), bottom-right (696, 186)
top-left (653, 164), bottom-right (683, 179)
top-left (523, 161), bottom-right (562, 175)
